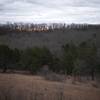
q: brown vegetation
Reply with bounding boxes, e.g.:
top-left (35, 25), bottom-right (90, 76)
top-left (0, 73), bottom-right (100, 100)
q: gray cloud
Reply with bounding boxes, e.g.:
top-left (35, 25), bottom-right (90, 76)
top-left (0, 0), bottom-right (100, 23)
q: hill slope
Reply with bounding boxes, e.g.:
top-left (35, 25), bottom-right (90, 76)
top-left (0, 29), bottom-right (99, 54)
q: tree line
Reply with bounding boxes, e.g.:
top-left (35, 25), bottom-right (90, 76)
top-left (0, 39), bottom-right (99, 80)
top-left (0, 23), bottom-right (100, 34)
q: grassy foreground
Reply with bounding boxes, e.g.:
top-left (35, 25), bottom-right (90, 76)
top-left (0, 73), bottom-right (100, 100)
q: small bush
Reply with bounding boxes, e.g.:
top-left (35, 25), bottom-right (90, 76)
top-left (91, 82), bottom-right (99, 88)
top-left (44, 72), bottom-right (65, 82)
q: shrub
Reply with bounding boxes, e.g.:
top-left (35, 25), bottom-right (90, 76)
top-left (44, 72), bottom-right (65, 82)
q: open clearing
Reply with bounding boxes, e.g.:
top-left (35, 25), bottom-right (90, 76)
top-left (0, 73), bottom-right (100, 100)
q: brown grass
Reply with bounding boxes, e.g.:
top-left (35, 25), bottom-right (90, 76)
top-left (0, 73), bottom-right (100, 100)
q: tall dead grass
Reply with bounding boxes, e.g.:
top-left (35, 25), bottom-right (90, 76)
top-left (0, 73), bottom-right (100, 100)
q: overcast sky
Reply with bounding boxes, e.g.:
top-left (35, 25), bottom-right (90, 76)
top-left (0, 0), bottom-right (100, 24)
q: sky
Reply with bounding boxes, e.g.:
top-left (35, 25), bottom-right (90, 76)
top-left (0, 0), bottom-right (100, 24)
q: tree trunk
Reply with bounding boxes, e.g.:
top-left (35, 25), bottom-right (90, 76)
top-left (91, 69), bottom-right (95, 80)
top-left (2, 66), bottom-right (7, 73)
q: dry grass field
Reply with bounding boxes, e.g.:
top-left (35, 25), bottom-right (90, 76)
top-left (0, 73), bottom-right (100, 100)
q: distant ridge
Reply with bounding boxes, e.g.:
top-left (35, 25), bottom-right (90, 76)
top-left (0, 23), bottom-right (100, 33)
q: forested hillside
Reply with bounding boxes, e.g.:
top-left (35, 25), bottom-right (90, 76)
top-left (0, 23), bottom-right (99, 54)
